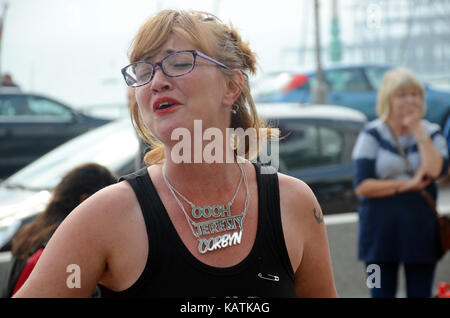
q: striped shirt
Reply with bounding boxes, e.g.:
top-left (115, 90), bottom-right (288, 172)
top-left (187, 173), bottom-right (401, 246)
top-left (352, 118), bottom-right (448, 186)
top-left (351, 118), bottom-right (448, 262)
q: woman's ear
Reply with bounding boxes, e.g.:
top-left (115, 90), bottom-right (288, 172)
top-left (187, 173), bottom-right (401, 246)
top-left (222, 70), bottom-right (243, 108)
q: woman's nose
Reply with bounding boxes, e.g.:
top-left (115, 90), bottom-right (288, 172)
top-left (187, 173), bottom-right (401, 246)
top-left (150, 65), bottom-right (172, 93)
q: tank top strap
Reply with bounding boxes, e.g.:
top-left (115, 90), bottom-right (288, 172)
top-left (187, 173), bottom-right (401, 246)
top-left (253, 163), bottom-right (295, 281)
top-left (119, 167), bottom-right (156, 231)
top-left (118, 167), bottom-right (168, 277)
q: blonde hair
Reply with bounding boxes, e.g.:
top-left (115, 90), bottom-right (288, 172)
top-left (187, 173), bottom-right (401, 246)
top-left (376, 67), bottom-right (426, 121)
top-left (127, 10), bottom-right (275, 166)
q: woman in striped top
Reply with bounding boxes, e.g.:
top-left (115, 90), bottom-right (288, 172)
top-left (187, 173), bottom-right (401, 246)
top-left (352, 67), bottom-right (448, 298)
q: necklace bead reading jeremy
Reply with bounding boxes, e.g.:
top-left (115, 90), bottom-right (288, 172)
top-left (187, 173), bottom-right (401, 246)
top-left (162, 161), bottom-right (249, 254)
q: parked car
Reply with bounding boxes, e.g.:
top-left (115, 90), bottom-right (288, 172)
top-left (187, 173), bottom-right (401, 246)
top-left (0, 88), bottom-right (112, 180)
top-left (0, 118), bottom-right (139, 251)
top-left (253, 64), bottom-right (450, 127)
top-left (0, 104), bottom-right (367, 251)
top-left (257, 103), bottom-right (366, 215)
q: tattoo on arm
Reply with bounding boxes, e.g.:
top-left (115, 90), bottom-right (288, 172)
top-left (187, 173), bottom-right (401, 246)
top-left (313, 208), bottom-right (323, 224)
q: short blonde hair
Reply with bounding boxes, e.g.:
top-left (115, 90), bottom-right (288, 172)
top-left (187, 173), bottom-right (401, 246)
top-left (376, 67), bottom-right (426, 121)
top-left (127, 10), bottom-right (275, 165)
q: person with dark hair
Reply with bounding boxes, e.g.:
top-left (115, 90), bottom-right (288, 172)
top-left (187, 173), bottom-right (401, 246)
top-left (5, 163), bottom-right (116, 297)
top-left (13, 10), bottom-right (336, 298)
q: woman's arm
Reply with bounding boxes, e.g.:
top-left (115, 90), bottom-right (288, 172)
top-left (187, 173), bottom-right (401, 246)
top-left (12, 183), bottom-right (134, 297)
top-left (354, 170), bottom-right (432, 198)
top-left (279, 174), bottom-right (337, 298)
top-left (404, 110), bottom-right (444, 178)
top-left (352, 120), bottom-right (439, 199)
top-left (412, 125), bottom-right (444, 178)
top-left (354, 178), bottom-right (403, 198)
top-left (355, 166), bottom-right (433, 199)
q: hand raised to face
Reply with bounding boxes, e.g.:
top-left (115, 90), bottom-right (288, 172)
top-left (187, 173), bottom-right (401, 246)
top-left (390, 87), bottom-right (423, 132)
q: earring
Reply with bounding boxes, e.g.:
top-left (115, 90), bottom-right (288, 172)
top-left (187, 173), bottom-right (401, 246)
top-left (231, 104), bottom-right (239, 114)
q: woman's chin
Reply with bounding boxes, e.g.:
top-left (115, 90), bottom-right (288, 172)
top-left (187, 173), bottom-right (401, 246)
top-left (153, 120), bottom-right (192, 144)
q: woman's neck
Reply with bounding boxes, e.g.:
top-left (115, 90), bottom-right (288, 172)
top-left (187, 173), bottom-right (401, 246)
top-left (386, 118), bottom-right (409, 136)
top-left (161, 156), bottom-right (244, 197)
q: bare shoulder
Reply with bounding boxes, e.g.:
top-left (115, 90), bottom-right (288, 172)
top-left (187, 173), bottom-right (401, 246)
top-left (86, 179), bottom-right (137, 214)
top-left (277, 173), bottom-right (315, 201)
top-left (277, 173), bottom-right (336, 297)
top-left (66, 179), bottom-right (139, 228)
top-left (64, 179), bottom-right (144, 252)
top-left (45, 179), bottom-right (141, 260)
top-left (277, 172), bottom-right (322, 224)
top-left (276, 172), bottom-right (324, 273)
top-left (13, 178), bottom-right (144, 297)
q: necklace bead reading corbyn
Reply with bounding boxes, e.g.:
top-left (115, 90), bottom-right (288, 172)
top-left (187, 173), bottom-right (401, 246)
top-left (162, 161), bottom-right (249, 254)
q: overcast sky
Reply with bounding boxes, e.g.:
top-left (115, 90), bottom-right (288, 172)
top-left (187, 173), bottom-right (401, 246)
top-left (1, 0), bottom-right (355, 108)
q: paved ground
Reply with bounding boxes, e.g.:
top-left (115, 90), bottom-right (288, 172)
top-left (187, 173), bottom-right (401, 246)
top-left (326, 183), bottom-right (450, 297)
top-left (326, 216), bottom-right (450, 298)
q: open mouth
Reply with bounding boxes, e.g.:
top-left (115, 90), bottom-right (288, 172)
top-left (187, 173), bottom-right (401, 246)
top-left (157, 102), bottom-right (176, 110)
top-left (153, 97), bottom-right (181, 113)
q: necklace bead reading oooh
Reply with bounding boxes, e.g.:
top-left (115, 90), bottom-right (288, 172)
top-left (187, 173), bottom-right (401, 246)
top-left (166, 166), bottom-right (243, 220)
top-left (162, 161), bottom-right (249, 254)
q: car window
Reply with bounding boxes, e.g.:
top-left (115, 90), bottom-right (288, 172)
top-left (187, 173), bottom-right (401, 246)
top-left (27, 96), bottom-right (73, 119)
top-left (279, 122), bottom-right (343, 171)
top-left (0, 95), bottom-right (31, 116)
top-left (5, 119), bottom-right (138, 190)
top-left (365, 67), bottom-right (389, 90)
top-left (319, 126), bottom-right (342, 164)
top-left (325, 69), bottom-right (370, 92)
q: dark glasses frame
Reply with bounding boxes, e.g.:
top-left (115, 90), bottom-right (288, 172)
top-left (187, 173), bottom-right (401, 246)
top-left (121, 50), bottom-right (231, 87)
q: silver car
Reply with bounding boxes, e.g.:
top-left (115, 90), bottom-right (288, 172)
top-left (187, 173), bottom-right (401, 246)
top-left (0, 118), bottom-right (139, 250)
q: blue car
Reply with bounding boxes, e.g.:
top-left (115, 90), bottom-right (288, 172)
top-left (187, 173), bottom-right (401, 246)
top-left (253, 64), bottom-right (450, 127)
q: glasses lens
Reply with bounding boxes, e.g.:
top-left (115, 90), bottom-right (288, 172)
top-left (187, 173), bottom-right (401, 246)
top-left (163, 52), bottom-right (195, 76)
top-left (124, 62), bottom-right (154, 87)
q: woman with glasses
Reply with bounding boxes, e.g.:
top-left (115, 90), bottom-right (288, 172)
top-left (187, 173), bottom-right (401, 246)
top-left (13, 10), bottom-right (337, 298)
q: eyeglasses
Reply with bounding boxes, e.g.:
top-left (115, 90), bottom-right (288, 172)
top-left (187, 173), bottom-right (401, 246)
top-left (121, 50), bottom-right (230, 87)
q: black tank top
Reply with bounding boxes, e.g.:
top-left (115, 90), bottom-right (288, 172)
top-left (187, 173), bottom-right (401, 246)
top-left (99, 163), bottom-right (296, 297)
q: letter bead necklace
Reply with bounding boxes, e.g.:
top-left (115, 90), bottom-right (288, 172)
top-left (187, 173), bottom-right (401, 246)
top-left (162, 162), bottom-right (249, 254)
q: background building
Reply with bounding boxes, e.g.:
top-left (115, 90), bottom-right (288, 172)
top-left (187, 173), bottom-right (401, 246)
top-left (283, 0), bottom-right (450, 89)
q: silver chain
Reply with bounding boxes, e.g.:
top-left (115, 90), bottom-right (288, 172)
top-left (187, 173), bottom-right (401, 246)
top-left (162, 161), bottom-right (249, 239)
top-left (165, 163), bottom-right (243, 210)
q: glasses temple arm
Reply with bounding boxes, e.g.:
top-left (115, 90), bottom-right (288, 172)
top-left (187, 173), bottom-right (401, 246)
top-left (195, 51), bottom-right (230, 70)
